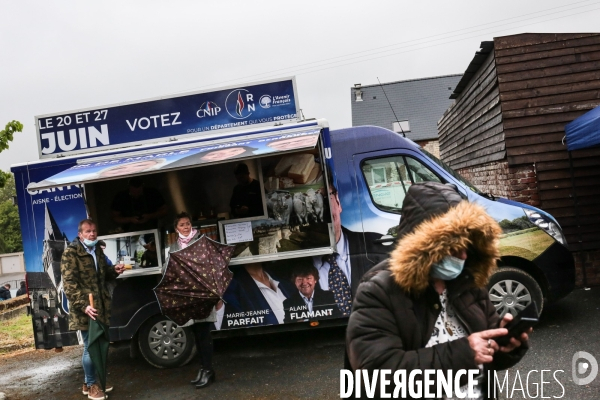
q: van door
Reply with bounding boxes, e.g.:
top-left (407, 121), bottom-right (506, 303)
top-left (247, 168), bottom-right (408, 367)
top-left (352, 150), bottom-right (445, 256)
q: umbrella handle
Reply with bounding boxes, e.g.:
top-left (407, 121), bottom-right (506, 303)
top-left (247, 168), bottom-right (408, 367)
top-left (89, 293), bottom-right (94, 309)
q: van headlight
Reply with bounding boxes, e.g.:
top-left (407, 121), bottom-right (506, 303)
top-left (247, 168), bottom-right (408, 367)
top-left (523, 208), bottom-right (567, 245)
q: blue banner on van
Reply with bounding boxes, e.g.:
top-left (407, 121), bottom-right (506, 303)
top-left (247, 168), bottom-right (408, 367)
top-left (36, 78), bottom-right (299, 158)
top-left (14, 162), bottom-right (87, 274)
top-left (28, 128), bottom-right (320, 190)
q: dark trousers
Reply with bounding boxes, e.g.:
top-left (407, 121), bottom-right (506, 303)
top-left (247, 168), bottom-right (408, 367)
top-left (191, 322), bottom-right (213, 369)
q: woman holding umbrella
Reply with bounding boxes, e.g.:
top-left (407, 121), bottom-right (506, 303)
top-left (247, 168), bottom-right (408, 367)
top-left (169, 211), bottom-right (218, 389)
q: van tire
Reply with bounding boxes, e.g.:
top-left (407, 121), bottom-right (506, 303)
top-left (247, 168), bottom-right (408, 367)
top-left (487, 267), bottom-right (543, 318)
top-left (138, 315), bottom-right (196, 369)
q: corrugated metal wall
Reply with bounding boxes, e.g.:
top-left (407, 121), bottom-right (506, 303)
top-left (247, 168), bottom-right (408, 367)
top-left (495, 33), bottom-right (600, 251)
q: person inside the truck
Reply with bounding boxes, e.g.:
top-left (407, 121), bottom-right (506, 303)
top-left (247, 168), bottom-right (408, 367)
top-left (140, 239), bottom-right (159, 268)
top-left (166, 145), bottom-right (257, 169)
top-left (110, 177), bottom-right (168, 232)
top-left (97, 240), bottom-right (113, 266)
top-left (312, 179), bottom-right (383, 317)
top-left (229, 163), bottom-right (264, 218)
top-left (265, 133), bottom-right (320, 151)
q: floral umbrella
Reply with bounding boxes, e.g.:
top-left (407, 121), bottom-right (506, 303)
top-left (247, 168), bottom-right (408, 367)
top-left (154, 236), bottom-right (235, 325)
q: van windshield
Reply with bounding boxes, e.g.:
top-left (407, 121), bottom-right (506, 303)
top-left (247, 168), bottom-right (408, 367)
top-left (419, 148), bottom-right (482, 194)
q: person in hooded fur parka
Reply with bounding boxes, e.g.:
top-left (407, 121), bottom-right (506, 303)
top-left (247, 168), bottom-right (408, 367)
top-left (346, 182), bottom-right (529, 400)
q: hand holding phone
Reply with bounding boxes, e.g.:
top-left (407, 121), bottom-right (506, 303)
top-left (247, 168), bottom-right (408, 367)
top-left (495, 301), bottom-right (539, 347)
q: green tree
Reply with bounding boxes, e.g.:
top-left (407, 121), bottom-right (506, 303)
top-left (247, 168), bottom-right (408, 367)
top-left (0, 171), bottom-right (9, 191)
top-left (0, 120), bottom-right (24, 189)
top-left (498, 219), bottom-right (515, 230)
top-left (0, 120), bottom-right (23, 153)
top-left (513, 215), bottom-right (534, 229)
top-left (0, 120), bottom-right (25, 252)
top-left (0, 174), bottom-right (23, 254)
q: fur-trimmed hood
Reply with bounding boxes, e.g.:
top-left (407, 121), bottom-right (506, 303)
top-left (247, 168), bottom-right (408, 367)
top-left (389, 188), bottom-right (502, 294)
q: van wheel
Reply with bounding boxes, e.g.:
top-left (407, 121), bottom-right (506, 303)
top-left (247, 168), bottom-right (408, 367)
top-left (138, 315), bottom-right (196, 369)
top-left (488, 267), bottom-right (543, 318)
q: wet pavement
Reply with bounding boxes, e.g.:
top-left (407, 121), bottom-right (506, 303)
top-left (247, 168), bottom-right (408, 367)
top-left (1, 287), bottom-right (599, 399)
top-left (0, 324), bottom-right (347, 400)
top-left (499, 286), bottom-right (600, 399)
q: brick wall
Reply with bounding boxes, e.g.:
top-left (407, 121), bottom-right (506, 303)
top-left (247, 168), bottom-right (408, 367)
top-left (455, 161), bottom-right (540, 206)
top-left (415, 139), bottom-right (440, 158)
top-left (456, 160), bottom-right (599, 289)
top-left (574, 249), bottom-right (600, 287)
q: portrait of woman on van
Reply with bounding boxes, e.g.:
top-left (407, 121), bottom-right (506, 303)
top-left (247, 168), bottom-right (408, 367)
top-left (167, 145), bottom-right (257, 169)
top-left (97, 158), bottom-right (166, 178)
top-left (265, 134), bottom-right (319, 151)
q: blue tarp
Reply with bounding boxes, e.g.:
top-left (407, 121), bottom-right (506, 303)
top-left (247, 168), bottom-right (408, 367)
top-left (564, 105), bottom-right (600, 151)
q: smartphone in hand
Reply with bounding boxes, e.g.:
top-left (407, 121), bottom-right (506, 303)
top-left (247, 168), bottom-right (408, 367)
top-left (496, 301), bottom-right (539, 346)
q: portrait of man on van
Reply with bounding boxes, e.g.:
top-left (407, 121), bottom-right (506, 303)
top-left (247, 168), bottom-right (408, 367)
top-left (312, 178), bottom-right (384, 316)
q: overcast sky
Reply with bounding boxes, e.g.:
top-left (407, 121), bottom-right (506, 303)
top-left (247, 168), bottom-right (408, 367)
top-left (1, 0), bottom-right (599, 171)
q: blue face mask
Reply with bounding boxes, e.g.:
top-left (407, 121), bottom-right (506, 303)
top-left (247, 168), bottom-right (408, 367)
top-left (430, 256), bottom-right (466, 280)
top-left (83, 239), bottom-right (98, 248)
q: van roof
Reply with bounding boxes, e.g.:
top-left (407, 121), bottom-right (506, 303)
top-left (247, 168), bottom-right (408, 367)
top-left (329, 125), bottom-right (421, 154)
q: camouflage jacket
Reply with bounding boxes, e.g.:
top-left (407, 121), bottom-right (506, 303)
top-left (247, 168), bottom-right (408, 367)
top-left (60, 239), bottom-right (118, 330)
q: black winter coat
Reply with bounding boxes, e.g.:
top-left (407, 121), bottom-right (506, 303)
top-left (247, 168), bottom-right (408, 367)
top-left (16, 285), bottom-right (27, 296)
top-left (346, 183), bottom-right (528, 399)
top-left (0, 286), bottom-right (11, 300)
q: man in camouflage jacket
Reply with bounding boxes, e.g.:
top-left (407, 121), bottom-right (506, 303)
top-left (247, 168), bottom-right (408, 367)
top-left (61, 219), bottom-right (124, 399)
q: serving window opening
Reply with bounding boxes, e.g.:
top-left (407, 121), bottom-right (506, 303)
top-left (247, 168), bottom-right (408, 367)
top-left (83, 134), bottom-right (335, 268)
top-left (221, 145), bottom-right (332, 263)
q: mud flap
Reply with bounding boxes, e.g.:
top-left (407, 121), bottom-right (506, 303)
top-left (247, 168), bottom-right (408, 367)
top-left (52, 315), bottom-right (63, 349)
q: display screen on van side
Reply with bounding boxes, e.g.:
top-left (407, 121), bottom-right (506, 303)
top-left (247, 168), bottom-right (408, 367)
top-left (419, 148), bottom-right (482, 195)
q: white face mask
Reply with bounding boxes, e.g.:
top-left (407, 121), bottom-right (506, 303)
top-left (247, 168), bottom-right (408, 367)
top-left (82, 239), bottom-right (98, 248)
top-left (430, 256), bottom-right (466, 280)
